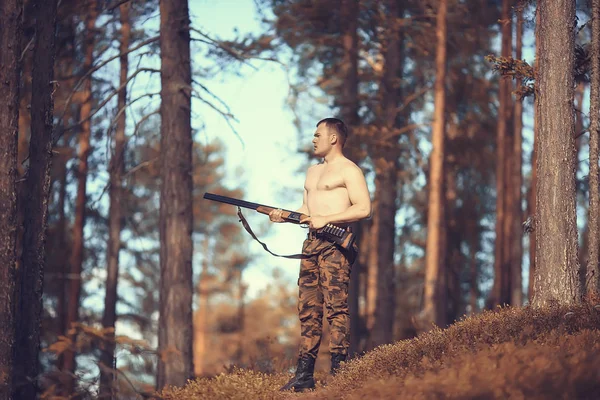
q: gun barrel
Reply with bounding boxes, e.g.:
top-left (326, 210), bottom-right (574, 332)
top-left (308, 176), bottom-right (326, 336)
top-left (203, 192), bottom-right (276, 211)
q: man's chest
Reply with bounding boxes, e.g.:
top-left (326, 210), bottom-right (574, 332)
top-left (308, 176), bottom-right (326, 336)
top-left (306, 166), bottom-right (345, 191)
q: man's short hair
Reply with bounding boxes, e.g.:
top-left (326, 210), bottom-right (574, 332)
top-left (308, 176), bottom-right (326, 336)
top-left (317, 117), bottom-right (348, 147)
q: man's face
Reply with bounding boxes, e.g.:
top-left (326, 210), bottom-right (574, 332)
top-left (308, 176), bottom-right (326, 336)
top-left (312, 124), bottom-right (333, 157)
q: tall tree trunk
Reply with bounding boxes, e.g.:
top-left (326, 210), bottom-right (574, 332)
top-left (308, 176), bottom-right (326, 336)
top-left (423, 0), bottom-right (447, 328)
top-left (55, 12), bottom-right (77, 372)
top-left (510, 7), bottom-right (524, 307)
top-left (339, 0), bottom-right (362, 357)
top-left (528, 6), bottom-right (540, 303)
top-left (366, 0), bottom-right (404, 347)
top-left (157, 0), bottom-right (195, 389)
top-left (0, 0), bottom-right (22, 397)
top-left (532, 0), bottom-right (581, 307)
top-left (99, 3), bottom-right (130, 397)
top-left (587, 0), bottom-right (600, 296)
top-left (492, 0), bottom-right (513, 308)
top-left (13, 0), bottom-right (58, 397)
top-left (62, 2), bottom-right (97, 388)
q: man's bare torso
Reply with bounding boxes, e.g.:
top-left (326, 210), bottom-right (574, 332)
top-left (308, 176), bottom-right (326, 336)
top-left (304, 158), bottom-right (354, 218)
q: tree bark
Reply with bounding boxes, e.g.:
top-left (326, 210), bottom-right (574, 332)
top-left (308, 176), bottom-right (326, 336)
top-left (99, 3), bottom-right (130, 398)
top-left (528, 116), bottom-right (538, 303)
top-left (423, 0), bottom-right (447, 328)
top-left (339, 0), bottom-right (362, 357)
top-left (13, 0), bottom-right (58, 397)
top-left (62, 2), bottom-right (97, 388)
top-left (510, 7), bottom-right (524, 307)
top-left (528, 6), bottom-right (540, 303)
top-left (367, 0), bottom-right (404, 347)
top-left (492, 0), bottom-right (513, 308)
top-left (157, 0), bottom-right (195, 389)
top-left (587, 0), bottom-right (600, 296)
top-left (0, 0), bottom-right (22, 397)
top-left (532, 0), bottom-right (581, 307)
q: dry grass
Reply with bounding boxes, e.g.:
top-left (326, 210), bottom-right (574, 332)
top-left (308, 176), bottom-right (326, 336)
top-left (158, 300), bottom-right (600, 399)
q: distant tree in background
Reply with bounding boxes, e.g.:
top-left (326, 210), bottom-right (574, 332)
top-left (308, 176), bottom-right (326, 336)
top-left (99, 1), bottom-right (131, 397)
top-left (422, 0), bottom-right (448, 329)
top-left (490, 0), bottom-right (514, 310)
top-left (62, 2), bottom-right (98, 391)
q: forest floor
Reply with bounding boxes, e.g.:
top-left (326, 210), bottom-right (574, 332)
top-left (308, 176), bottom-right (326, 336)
top-left (158, 299), bottom-right (600, 399)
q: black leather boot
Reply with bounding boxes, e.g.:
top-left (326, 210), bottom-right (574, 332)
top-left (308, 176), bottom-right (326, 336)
top-left (330, 353), bottom-right (347, 375)
top-left (279, 355), bottom-right (316, 392)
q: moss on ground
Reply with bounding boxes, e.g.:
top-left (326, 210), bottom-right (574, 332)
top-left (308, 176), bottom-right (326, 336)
top-left (158, 300), bottom-right (600, 399)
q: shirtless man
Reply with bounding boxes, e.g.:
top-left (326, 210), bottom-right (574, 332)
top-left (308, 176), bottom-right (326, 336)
top-left (270, 118), bottom-right (371, 392)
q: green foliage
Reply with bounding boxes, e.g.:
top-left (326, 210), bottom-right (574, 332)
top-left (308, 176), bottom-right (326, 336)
top-left (160, 300), bottom-right (600, 399)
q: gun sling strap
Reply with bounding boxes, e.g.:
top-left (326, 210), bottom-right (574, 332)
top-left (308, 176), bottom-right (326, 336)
top-left (236, 207), bottom-right (313, 259)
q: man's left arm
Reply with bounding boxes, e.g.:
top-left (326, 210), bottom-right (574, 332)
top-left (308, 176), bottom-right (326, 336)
top-left (324, 165), bottom-right (372, 225)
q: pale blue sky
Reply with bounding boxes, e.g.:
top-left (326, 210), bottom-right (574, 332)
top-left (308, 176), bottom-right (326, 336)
top-left (190, 0), bottom-right (323, 297)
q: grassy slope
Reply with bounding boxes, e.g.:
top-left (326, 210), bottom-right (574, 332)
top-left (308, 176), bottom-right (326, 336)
top-left (158, 301), bottom-right (600, 400)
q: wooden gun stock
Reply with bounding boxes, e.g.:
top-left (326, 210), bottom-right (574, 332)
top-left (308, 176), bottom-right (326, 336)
top-left (255, 206), bottom-right (307, 224)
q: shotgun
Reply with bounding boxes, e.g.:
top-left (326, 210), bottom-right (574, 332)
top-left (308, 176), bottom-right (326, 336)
top-left (203, 192), bottom-right (356, 251)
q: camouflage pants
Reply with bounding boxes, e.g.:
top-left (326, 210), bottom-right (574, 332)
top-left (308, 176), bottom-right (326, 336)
top-left (297, 235), bottom-right (357, 359)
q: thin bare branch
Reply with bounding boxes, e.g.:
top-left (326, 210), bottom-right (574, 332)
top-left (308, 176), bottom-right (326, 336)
top-left (58, 35), bottom-right (160, 124)
top-left (65, 67), bottom-right (160, 133)
top-left (189, 85), bottom-right (244, 147)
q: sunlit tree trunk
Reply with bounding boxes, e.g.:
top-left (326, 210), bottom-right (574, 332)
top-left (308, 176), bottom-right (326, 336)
top-left (99, 3), bottom-right (130, 397)
top-left (157, 0), bottom-right (195, 388)
top-left (587, 0), bottom-right (600, 296)
top-left (510, 7), bottom-right (524, 307)
top-left (0, 0), bottom-right (22, 396)
top-left (13, 0), bottom-right (58, 397)
top-left (423, 0), bottom-right (447, 328)
top-left (532, 0), bottom-right (581, 307)
top-left (62, 4), bottom-right (97, 388)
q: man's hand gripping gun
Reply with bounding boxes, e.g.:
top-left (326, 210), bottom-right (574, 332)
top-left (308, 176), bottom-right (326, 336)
top-left (203, 192), bottom-right (356, 252)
